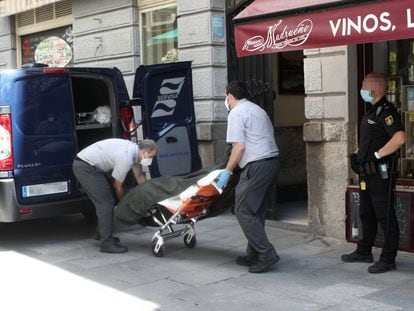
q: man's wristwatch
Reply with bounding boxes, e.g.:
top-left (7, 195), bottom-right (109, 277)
top-left (374, 151), bottom-right (381, 159)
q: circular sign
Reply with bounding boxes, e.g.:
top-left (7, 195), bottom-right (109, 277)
top-left (34, 36), bottom-right (73, 67)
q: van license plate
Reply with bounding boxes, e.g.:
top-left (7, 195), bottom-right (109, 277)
top-left (22, 181), bottom-right (68, 198)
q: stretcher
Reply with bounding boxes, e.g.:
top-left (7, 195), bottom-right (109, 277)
top-left (141, 169), bottom-right (234, 257)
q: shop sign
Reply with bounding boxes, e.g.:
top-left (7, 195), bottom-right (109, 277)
top-left (234, 0), bottom-right (414, 57)
top-left (0, 0), bottom-right (63, 17)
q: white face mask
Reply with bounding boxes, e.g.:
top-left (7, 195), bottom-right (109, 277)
top-left (140, 152), bottom-right (153, 166)
top-left (224, 97), bottom-right (230, 112)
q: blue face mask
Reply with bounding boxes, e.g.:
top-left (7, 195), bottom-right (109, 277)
top-left (360, 89), bottom-right (374, 104)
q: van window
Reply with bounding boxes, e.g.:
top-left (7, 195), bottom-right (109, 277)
top-left (14, 75), bottom-right (73, 135)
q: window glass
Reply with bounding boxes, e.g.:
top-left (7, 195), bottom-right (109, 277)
top-left (141, 6), bottom-right (177, 65)
top-left (14, 75), bottom-right (73, 135)
top-left (21, 26), bottom-right (73, 67)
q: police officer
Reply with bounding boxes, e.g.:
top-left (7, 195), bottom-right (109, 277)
top-left (215, 81), bottom-right (280, 273)
top-left (342, 73), bottom-right (405, 273)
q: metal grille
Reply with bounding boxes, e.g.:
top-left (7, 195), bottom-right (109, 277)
top-left (35, 4), bottom-right (54, 23)
top-left (226, 0), bottom-right (273, 112)
top-left (16, 0), bottom-right (72, 27)
top-left (55, 0), bottom-right (72, 18)
top-left (17, 10), bottom-right (34, 27)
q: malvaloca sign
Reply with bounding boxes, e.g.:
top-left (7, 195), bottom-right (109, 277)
top-left (234, 0), bottom-right (414, 57)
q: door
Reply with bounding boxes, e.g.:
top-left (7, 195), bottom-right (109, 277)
top-left (133, 61), bottom-right (202, 177)
top-left (226, 0), bottom-right (276, 218)
top-left (226, 0), bottom-right (274, 119)
top-left (12, 71), bottom-right (77, 204)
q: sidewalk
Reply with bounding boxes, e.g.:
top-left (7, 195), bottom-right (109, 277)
top-left (0, 212), bottom-right (413, 311)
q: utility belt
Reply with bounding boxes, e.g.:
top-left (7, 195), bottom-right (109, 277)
top-left (360, 158), bottom-right (392, 179)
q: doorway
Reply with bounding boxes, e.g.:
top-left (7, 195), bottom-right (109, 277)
top-left (272, 51), bottom-right (308, 226)
top-left (226, 1), bottom-right (308, 226)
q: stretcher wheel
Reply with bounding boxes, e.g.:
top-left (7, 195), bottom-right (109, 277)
top-left (152, 239), bottom-right (165, 257)
top-left (184, 234), bottom-right (197, 248)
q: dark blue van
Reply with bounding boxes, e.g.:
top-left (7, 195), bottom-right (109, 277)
top-left (0, 62), bottom-right (201, 222)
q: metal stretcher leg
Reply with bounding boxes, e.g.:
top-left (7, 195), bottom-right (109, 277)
top-left (150, 210), bottom-right (198, 257)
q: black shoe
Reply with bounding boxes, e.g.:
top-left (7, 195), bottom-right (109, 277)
top-left (341, 251), bottom-right (373, 263)
top-left (236, 256), bottom-right (258, 266)
top-left (100, 242), bottom-right (128, 254)
top-left (94, 231), bottom-right (120, 243)
top-left (248, 255), bottom-right (280, 273)
top-left (368, 261), bottom-right (396, 274)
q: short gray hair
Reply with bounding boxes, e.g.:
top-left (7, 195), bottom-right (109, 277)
top-left (138, 139), bottom-right (157, 152)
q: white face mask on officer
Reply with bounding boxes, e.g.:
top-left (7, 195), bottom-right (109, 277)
top-left (140, 152), bottom-right (153, 166)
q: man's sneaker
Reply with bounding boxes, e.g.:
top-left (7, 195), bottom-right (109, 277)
top-left (248, 255), bottom-right (280, 273)
top-left (368, 261), bottom-right (396, 274)
top-left (341, 251), bottom-right (373, 263)
top-left (100, 242), bottom-right (128, 253)
top-left (236, 256), bottom-right (258, 266)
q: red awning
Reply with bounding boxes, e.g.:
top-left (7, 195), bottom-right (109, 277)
top-left (235, 0), bottom-right (346, 20)
top-left (234, 0), bottom-right (414, 57)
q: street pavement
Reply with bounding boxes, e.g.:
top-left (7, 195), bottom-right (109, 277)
top-left (0, 211), bottom-right (413, 311)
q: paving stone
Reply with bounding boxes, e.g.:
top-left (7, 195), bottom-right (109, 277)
top-left (1, 213), bottom-right (414, 310)
top-left (364, 281), bottom-right (414, 310)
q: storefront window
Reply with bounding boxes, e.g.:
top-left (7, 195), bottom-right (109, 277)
top-left (21, 25), bottom-right (73, 67)
top-left (140, 6), bottom-right (177, 65)
top-left (370, 38), bottom-right (414, 182)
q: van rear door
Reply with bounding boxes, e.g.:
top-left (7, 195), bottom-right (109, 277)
top-left (133, 61), bottom-right (201, 177)
top-left (12, 69), bottom-right (77, 204)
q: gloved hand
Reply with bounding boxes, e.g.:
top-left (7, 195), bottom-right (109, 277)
top-left (349, 153), bottom-right (360, 174)
top-left (215, 169), bottom-right (232, 189)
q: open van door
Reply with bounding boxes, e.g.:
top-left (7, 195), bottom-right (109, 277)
top-left (133, 61), bottom-right (201, 177)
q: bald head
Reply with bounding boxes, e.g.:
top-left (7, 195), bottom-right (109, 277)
top-left (362, 73), bottom-right (387, 104)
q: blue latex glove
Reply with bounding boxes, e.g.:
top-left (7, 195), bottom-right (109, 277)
top-left (215, 169), bottom-right (232, 189)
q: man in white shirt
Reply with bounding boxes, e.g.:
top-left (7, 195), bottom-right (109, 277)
top-left (216, 81), bottom-right (280, 273)
top-left (73, 138), bottom-right (157, 253)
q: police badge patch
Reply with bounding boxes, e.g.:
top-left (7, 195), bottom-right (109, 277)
top-left (385, 115), bottom-right (394, 126)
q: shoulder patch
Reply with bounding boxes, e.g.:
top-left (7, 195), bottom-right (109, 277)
top-left (385, 115), bottom-right (394, 126)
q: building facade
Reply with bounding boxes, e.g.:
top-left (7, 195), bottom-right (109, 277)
top-left (0, 0), bottom-right (369, 240)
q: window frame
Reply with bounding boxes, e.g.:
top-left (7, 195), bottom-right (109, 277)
top-left (15, 1), bottom-right (73, 67)
top-left (138, 2), bottom-right (177, 65)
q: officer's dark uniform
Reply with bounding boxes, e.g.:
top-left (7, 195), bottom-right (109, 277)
top-left (356, 96), bottom-right (403, 264)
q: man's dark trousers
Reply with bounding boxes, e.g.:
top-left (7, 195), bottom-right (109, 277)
top-left (73, 159), bottom-right (115, 244)
top-left (234, 158), bottom-right (279, 260)
top-left (357, 173), bottom-right (399, 264)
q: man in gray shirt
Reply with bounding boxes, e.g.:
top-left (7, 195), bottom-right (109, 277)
top-left (73, 138), bottom-right (157, 253)
top-left (216, 81), bottom-right (280, 273)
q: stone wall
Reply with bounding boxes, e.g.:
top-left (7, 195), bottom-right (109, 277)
top-left (0, 16), bottom-right (16, 69)
top-left (72, 0), bottom-right (140, 96)
top-left (177, 0), bottom-right (228, 167)
top-left (303, 45), bottom-right (358, 239)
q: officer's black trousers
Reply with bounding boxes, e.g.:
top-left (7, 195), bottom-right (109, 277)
top-left (357, 173), bottom-right (399, 263)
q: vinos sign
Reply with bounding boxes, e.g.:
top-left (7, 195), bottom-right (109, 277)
top-left (234, 0), bottom-right (414, 57)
